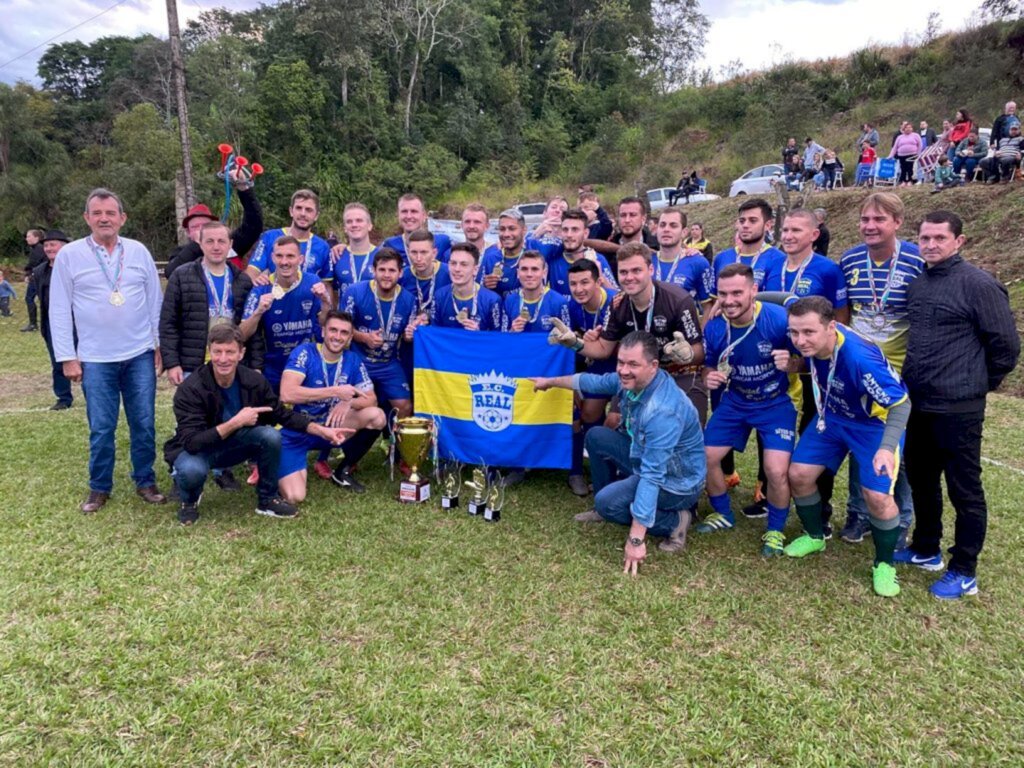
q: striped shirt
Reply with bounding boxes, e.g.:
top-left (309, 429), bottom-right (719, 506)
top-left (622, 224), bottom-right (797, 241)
top-left (839, 240), bottom-right (924, 372)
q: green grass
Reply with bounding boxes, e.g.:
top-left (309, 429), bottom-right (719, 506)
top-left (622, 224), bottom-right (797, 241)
top-left (1, 316), bottom-right (1023, 766)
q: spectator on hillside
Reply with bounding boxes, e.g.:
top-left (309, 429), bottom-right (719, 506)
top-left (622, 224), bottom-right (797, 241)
top-left (685, 222), bottom-right (713, 260)
top-left (821, 149), bottom-right (844, 190)
top-left (952, 130), bottom-right (989, 181)
top-left (981, 121), bottom-right (1023, 183)
top-left (855, 141), bottom-right (877, 186)
top-left (669, 171), bottom-right (702, 205)
top-left (785, 157), bottom-right (804, 190)
top-left (930, 156), bottom-right (960, 193)
top-left (890, 121), bottom-right (910, 148)
top-left (947, 109), bottom-right (976, 161)
top-left (991, 101), bottom-right (1019, 145)
top-left (856, 123), bottom-right (880, 151)
top-left (889, 122), bottom-right (923, 187)
top-left (782, 138), bottom-right (800, 172)
top-left (812, 208), bottom-right (830, 257)
top-left (21, 228), bottom-right (45, 332)
top-left (918, 121), bottom-right (937, 148)
top-left (803, 137), bottom-right (825, 180)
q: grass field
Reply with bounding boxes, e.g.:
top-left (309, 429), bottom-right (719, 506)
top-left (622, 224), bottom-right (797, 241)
top-left (1, 312), bottom-right (1023, 766)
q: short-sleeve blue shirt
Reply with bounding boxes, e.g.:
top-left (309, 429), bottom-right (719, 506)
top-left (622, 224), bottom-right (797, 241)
top-left (248, 228), bottom-right (332, 282)
top-left (332, 246), bottom-right (380, 294)
top-left (384, 233), bottom-right (453, 264)
top-left (763, 253), bottom-right (847, 308)
top-left (283, 342), bottom-right (374, 423)
top-left (569, 287), bottom-right (618, 375)
top-left (710, 244), bottom-right (786, 295)
top-left (501, 288), bottom-right (571, 333)
top-left (341, 280), bottom-right (416, 364)
top-left (546, 251), bottom-right (617, 296)
top-left (242, 271), bottom-right (324, 383)
top-left (398, 261), bottom-right (451, 315)
top-left (653, 252), bottom-right (712, 304)
top-left (704, 301), bottom-right (792, 404)
top-left (431, 285), bottom-right (503, 331)
top-left (479, 245), bottom-right (525, 296)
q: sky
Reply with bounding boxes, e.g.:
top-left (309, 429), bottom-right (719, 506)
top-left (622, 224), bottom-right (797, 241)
top-left (0, 0), bottom-right (987, 86)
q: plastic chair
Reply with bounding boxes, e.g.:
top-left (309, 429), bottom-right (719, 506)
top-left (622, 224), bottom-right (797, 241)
top-left (833, 168), bottom-right (845, 188)
top-left (874, 158), bottom-right (898, 187)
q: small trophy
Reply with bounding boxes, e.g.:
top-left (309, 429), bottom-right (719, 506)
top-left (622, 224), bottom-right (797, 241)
top-left (483, 475), bottom-right (505, 523)
top-left (465, 468), bottom-right (488, 516)
top-left (394, 416), bottom-right (435, 503)
top-left (439, 461), bottom-right (463, 509)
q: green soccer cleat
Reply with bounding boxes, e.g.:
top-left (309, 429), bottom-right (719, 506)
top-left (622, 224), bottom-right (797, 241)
top-left (696, 512), bottom-right (735, 533)
top-left (872, 562), bottom-right (901, 598)
top-left (784, 534), bottom-right (826, 558)
top-left (761, 530), bottom-right (786, 557)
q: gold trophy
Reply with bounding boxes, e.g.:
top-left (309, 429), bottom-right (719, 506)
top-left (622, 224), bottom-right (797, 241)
top-left (483, 473), bottom-right (505, 523)
top-left (394, 416), bottom-right (435, 503)
top-left (439, 461), bottom-right (463, 509)
top-left (465, 468), bottom-right (488, 516)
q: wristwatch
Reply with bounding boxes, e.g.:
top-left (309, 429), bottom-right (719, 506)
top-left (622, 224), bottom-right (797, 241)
top-left (628, 535), bottom-right (644, 547)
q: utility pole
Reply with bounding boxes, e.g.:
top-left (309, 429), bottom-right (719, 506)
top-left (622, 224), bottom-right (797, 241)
top-left (166, 0), bottom-right (196, 209)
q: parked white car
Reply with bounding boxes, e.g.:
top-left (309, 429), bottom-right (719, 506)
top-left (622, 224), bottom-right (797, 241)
top-left (645, 187), bottom-right (720, 211)
top-left (728, 164), bottom-right (787, 197)
top-left (514, 201), bottom-right (549, 229)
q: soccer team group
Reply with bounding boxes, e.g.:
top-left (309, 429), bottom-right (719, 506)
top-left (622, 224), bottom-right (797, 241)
top-left (40, 180), bottom-right (1019, 599)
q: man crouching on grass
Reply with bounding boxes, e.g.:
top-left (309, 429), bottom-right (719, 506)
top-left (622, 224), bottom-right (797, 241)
top-left (532, 331), bottom-right (706, 575)
top-left (163, 323), bottom-right (351, 525)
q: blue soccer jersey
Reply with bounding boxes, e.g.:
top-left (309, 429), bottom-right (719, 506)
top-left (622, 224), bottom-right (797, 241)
top-left (839, 240), bottom-right (924, 372)
top-left (704, 301), bottom-right (792, 404)
top-left (479, 245), bottom-right (526, 296)
top-left (710, 244), bottom-right (786, 295)
top-left (653, 251), bottom-right (712, 304)
top-left (341, 280), bottom-right (417, 365)
top-left (501, 288), bottom-right (571, 333)
top-left (384, 233), bottom-right (453, 264)
top-left (431, 284), bottom-right (503, 331)
top-left (805, 326), bottom-right (908, 426)
top-left (546, 251), bottom-right (617, 296)
top-left (283, 342), bottom-right (373, 423)
top-left (399, 261), bottom-right (451, 315)
top-left (569, 287), bottom-right (617, 375)
top-left (763, 253), bottom-right (847, 308)
top-left (243, 271), bottom-right (324, 385)
top-left (524, 233), bottom-right (563, 261)
top-left (332, 246), bottom-right (380, 294)
top-left (248, 228), bottom-right (333, 282)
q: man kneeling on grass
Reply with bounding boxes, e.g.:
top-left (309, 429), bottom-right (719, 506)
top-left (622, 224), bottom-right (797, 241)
top-left (164, 323), bottom-right (351, 525)
top-left (532, 331), bottom-right (706, 575)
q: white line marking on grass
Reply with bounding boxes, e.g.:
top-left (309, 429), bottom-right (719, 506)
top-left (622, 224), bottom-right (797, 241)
top-left (981, 456), bottom-right (1024, 476)
top-left (0, 403), bottom-right (174, 416)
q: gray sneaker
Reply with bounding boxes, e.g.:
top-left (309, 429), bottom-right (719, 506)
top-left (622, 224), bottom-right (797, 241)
top-left (574, 508), bottom-right (603, 522)
top-left (840, 513), bottom-right (869, 544)
top-left (567, 474), bottom-right (589, 497)
top-left (658, 509), bottom-right (693, 553)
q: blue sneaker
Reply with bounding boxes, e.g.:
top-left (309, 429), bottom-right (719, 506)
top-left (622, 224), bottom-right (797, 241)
top-left (893, 547), bottom-right (944, 572)
top-left (929, 570), bottom-right (978, 600)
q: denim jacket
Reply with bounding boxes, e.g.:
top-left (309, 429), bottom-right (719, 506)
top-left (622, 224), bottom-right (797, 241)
top-left (575, 368), bottom-right (706, 527)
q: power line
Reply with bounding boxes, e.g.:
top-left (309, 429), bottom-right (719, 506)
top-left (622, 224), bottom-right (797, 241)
top-left (0, 0), bottom-right (132, 73)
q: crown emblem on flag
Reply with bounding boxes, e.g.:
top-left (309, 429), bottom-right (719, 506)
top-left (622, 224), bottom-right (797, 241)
top-left (469, 370), bottom-right (517, 432)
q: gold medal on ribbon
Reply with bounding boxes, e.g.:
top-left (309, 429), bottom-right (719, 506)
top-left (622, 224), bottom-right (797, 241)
top-left (493, 262), bottom-right (504, 277)
top-left (519, 306), bottom-right (531, 321)
top-left (271, 284), bottom-right (286, 300)
top-left (457, 309), bottom-right (469, 322)
top-left (109, 291), bottom-right (125, 306)
top-left (717, 360), bottom-right (732, 378)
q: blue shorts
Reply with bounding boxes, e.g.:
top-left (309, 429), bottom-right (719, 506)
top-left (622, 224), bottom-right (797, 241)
top-left (792, 415), bottom-right (903, 495)
top-left (366, 359), bottom-right (411, 404)
top-left (704, 394), bottom-right (797, 453)
top-left (279, 429), bottom-right (334, 478)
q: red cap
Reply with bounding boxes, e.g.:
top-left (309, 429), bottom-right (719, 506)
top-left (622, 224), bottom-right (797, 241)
top-left (181, 203), bottom-right (214, 228)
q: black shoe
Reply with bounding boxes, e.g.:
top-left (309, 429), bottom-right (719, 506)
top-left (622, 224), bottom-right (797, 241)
top-left (820, 502), bottom-right (834, 540)
top-left (742, 498), bottom-right (768, 519)
top-left (331, 466), bottom-right (366, 493)
top-left (213, 468), bottom-right (241, 492)
top-left (20, 324), bottom-right (37, 332)
top-left (178, 502), bottom-right (199, 526)
top-left (256, 496), bottom-right (298, 518)
top-left (822, 523), bottom-right (834, 540)
top-left (50, 401), bottom-right (72, 411)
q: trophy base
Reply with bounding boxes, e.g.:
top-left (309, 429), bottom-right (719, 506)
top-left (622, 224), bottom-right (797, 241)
top-left (399, 479), bottom-right (431, 503)
top-left (484, 506), bottom-right (501, 522)
top-left (441, 496), bottom-right (459, 509)
top-left (467, 500), bottom-right (484, 516)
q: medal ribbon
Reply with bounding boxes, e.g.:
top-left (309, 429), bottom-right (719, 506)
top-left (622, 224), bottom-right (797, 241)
top-left (203, 265), bottom-right (233, 319)
top-left (519, 286), bottom-right (548, 324)
top-left (452, 285), bottom-right (479, 319)
top-left (809, 342), bottom-right (840, 429)
top-left (628, 285), bottom-right (657, 332)
top-left (736, 242), bottom-right (770, 284)
top-left (582, 288), bottom-right (608, 331)
top-left (286, 228), bottom-right (314, 270)
top-left (88, 237), bottom-right (125, 294)
top-left (721, 311), bottom-right (758, 369)
top-left (318, 345), bottom-right (346, 420)
top-left (414, 262), bottom-right (438, 312)
top-left (350, 249), bottom-right (371, 283)
top-left (784, 254), bottom-right (814, 294)
top-left (865, 247), bottom-right (901, 313)
top-left (371, 280), bottom-right (399, 343)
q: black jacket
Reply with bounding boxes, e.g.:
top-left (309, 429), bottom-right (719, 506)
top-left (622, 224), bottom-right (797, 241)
top-left (904, 255), bottom-right (1020, 412)
top-left (24, 242), bottom-right (45, 277)
top-left (32, 259), bottom-right (54, 336)
top-left (159, 260), bottom-right (261, 373)
top-left (164, 363), bottom-right (311, 465)
top-left (164, 188), bottom-right (264, 278)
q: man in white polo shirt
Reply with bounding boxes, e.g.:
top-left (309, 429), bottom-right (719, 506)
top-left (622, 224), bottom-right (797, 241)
top-left (49, 188), bottom-right (167, 513)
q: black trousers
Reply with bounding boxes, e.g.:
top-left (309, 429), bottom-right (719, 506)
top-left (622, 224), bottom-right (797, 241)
top-left (25, 279), bottom-right (38, 326)
top-left (905, 409), bottom-right (988, 576)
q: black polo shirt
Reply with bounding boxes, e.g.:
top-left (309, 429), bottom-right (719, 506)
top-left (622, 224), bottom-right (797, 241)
top-left (602, 280), bottom-right (702, 356)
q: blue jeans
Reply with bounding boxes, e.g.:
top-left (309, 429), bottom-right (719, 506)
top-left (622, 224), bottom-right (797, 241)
top-left (952, 156), bottom-right (978, 179)
top-left (846, 454), bottom-right (913, 529)
top-left (42, 330), bottom-right (73, 405)
top-left (81, 351), bottom-right (157, 493)
top-left (586, 426), bottom-right (699, 537)
top-left (173, 426), bottom-right (282, 504)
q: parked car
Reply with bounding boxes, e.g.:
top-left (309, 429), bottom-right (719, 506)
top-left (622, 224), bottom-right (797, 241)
top-left (514, 201), bottom-right (549, 229)
top-left (728, 164), bottom-right (787, 197)
top-left (645, 187), bottom-right (720, 211)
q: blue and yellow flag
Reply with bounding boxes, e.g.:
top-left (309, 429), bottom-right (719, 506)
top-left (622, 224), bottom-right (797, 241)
top-left (414, 327), bottom-right (575, 469)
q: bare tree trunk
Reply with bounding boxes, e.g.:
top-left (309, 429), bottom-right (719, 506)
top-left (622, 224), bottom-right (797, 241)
top-left (166, 0), bottom-right (196, 208)
top-left (404, 47), bottom-right (420, 136)
top-left (341, 67), bottom-right (349, 107)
